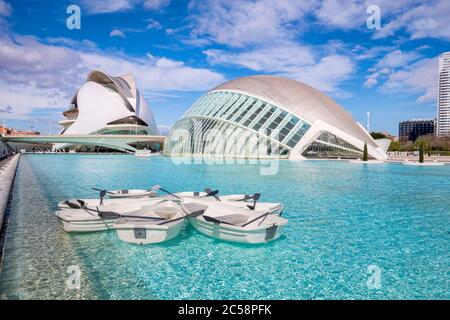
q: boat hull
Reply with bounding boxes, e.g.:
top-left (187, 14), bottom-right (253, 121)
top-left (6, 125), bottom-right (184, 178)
top-left (108, 190), bottom-right (157, 199)
top-left (189, 218), bottom-right (285, 244)
top-left (114, 222), bottom-right (184, 244)
top-left (57, 214), bottom-right (117, 232)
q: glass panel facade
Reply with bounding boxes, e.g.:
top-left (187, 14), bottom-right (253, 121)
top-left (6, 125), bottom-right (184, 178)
top-left (301, 131), bottom-right (363, 159)
top-left (164, 90), bottom-right (314, 158)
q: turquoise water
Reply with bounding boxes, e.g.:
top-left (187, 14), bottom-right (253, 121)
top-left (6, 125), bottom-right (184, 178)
top-left (0, 154), bottom-right (449, 299)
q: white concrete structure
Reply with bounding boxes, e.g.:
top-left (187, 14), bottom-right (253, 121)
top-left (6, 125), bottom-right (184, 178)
top-left (437, 52), bottom-right (450, 137)
top-left (2, 134), bottom-right (165, 153)
top-left (57, 70), bottom-right (158, 151)
top-left (165, 75), bottom-right (388, 160)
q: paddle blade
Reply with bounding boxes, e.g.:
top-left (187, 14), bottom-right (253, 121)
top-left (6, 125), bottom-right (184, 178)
top-left (65, 200), bottom-right (81, 209)
top-left (204, 188), bottom-right (219, 197)
top-left (253, 193), bottom-right (261, 201)
top-left (98, 210), bottom-right (120, 219)
top-left (188, 209), bottom-right (205, 218)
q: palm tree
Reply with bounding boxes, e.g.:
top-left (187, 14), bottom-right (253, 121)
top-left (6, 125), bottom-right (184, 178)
top-left (363, 141), bottom-right (368, 162)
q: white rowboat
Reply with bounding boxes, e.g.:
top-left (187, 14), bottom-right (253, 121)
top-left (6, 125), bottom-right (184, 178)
top-left (114, 201), bottom-right (186, 244)
top-left (181, 198), bottom-right (288, 244)
top-left (56, 199), bottom-right (166, 232)
top-left (107, 189), bottom-right (157, 199)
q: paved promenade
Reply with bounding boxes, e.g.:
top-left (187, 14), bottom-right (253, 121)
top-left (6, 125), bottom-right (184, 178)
top-left (0, 154), bottom-right (20, 232)
top-left (387, 155), bottom-right (450, 163)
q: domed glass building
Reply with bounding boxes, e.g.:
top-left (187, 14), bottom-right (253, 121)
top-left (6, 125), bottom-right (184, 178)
top-left (164, 75), bottom-right (388, 160)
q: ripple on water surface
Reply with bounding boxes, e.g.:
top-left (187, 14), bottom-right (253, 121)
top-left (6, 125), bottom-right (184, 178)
top-left (0, 155), bottom-right (449, 299)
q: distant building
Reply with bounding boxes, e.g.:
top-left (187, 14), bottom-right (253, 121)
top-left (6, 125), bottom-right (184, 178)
top-left (0, 126), bottom-right (39, 136)
top-left (56, 70), bottom-right (158, 152)
top-left (0, 126), bottom-right (11, 136)
top-left (399, 119), bottom-right (434, 142)
top-left (9, 129), bottom-right (40, 136)
top-left (380, 132), bottom-right (397, 142)
top-left (437, 52), bottom-right (450, 137)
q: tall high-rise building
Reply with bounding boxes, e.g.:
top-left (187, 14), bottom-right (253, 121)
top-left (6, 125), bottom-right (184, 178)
top-left (437, 52), bottom-right (450, 137)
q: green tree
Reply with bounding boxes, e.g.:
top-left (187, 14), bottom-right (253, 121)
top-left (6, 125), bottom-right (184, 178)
top-left (419, 141), bottom-right (424, 163)
top-left (388, 141), bottom-right (401, 151)
top-left (363, 141), bottom-right (368, 161)
top-left (370, 132), bottom-right (387, 140)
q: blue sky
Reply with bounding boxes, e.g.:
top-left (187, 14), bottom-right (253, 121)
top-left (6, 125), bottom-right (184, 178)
top-left (0, 0), bottom-right (449, 135)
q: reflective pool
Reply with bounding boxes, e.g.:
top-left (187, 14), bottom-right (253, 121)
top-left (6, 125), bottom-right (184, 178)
top-left (0, 154), bottom-right (449, 299)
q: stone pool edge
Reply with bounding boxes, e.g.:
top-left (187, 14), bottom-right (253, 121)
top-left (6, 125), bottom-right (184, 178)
top-left (0, 154), bottom-right (21, 267)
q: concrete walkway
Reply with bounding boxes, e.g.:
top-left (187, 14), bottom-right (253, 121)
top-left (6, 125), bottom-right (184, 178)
top-left (0, 154), bottom-right (20, 231)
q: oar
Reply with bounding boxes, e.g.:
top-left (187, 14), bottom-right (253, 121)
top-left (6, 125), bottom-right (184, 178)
top-left (234, 193), bottom-right (261, 202)
top-left (158, 209), bottom-right (205, 225)
top-left (146, 185), bottom-right (161, 192)
top-left (63, 200), bottom-right (100, 216)
top-left (240, 210), bottom-right (271, 227)
top-left (92, 188), bottom-right (113, 205)
top-left (152, 184), bottom-right (180, 199)
top-left (246, 193), bottom-right (261, 210)
top-left (95, 207), bottom-right (167, 221)
top-left (92, 187), bottom-right (115, 195)
top-left (63, 200), bottom-right (165, 220)
top-left (64, 200), bottom-right (84, 209)
top-left (203, 210), bottom-right (271, 227)
top-left (204, 188), bottom-right (220, 201)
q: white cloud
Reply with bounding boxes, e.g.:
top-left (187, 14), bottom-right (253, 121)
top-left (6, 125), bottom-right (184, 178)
top-left (315, 0), bottom-right (363, 29)
top-left (81, 0), bottom-right (134, 14)
top-left (46, 37), bottom-right (98, 49)
top-left (188, 0), bottom-right (315, 48)
top-left (110, 29), bottom-right (126, 38)
top-left (363, 49), bottom-right (424, 90)
top-left (0, 34), bottom-right (225, 119)
top-left (0, 0), bottom-right (12, 17)
top-left (375, 49), bottom-right (422, 68)
top-left (364, 76), bottom-right (378, 88)
top-left (143, 0), bottom-right (170, 10)
top-left (380, 57), bottom-right (438, 103)
top-left (146, 18), bottom-right (162, 30)
top-left (204, 45), bottom-right (354, 94)
top-left (350, 45), bottom-right (397, 61)
top-left (373, 0), bottom-right (450, 40)
top-left (81, 0), bottom-right (170, 14)
top-left (296, 55), bottom-right (355, 94)
top-left (188, 0), bottom-right (355, 95)
top-left (204, 44), bottom-right (315, 72)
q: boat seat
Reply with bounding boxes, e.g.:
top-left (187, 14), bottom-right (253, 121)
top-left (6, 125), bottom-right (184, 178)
top-left (154, 207), bottom-right (178, 219)
top-left (203, 214), bottom-right (248, 226)
top-left (121, 190), bottom-right (129, 194)
top-left (183, 202), bottom-right (208, 213)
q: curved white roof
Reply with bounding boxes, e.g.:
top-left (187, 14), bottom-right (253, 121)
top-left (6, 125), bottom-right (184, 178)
top-left (211, 75), bottom-right (376, 147)
top-left (62, 70), bottom-right (158, 137)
